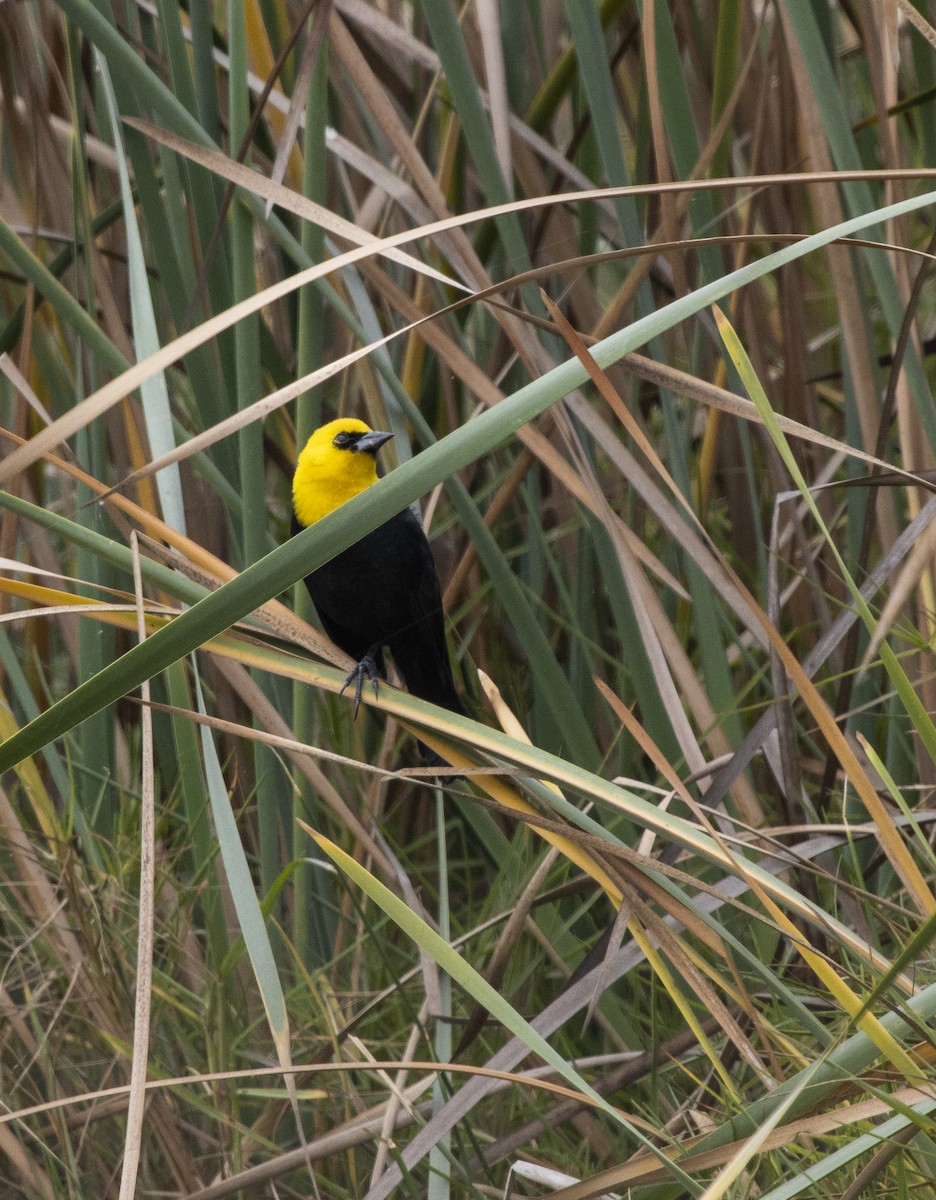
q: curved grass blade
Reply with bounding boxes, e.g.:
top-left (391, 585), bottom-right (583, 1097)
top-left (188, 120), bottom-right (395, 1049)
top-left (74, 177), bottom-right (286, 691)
top-left (4, 186), bottom-right (936, 774)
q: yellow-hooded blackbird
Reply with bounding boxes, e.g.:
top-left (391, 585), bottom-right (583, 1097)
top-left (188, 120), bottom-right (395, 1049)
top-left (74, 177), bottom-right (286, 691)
top-left (292, 417), bottom-right (464, 762)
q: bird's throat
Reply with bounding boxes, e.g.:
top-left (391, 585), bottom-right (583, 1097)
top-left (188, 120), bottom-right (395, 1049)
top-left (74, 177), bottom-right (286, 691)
top-left (292, 454), bottom-right (379, 527)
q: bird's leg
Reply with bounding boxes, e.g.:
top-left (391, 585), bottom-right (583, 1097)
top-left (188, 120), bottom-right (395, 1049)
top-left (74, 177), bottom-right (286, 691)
top-left (340, 646), bottom-right (381, 719)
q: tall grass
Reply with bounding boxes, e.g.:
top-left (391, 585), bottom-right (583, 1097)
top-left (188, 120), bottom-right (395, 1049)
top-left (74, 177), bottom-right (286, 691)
top-left (3, 3), bottom-right (936, 1197)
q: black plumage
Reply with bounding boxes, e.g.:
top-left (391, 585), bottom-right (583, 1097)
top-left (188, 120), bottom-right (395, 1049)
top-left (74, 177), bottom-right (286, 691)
top-left (292, 504), bottom-right (464, 718)
top-left (291, 419), bottom-right (464, 767)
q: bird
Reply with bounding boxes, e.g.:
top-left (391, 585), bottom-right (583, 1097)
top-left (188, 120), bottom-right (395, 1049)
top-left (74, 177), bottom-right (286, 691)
top-left (291, 417), bottom-right (465, 765)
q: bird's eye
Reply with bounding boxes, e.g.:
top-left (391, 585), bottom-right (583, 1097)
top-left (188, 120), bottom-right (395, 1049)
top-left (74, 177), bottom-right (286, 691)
top-left (333, 432), bottom-right (353, 448)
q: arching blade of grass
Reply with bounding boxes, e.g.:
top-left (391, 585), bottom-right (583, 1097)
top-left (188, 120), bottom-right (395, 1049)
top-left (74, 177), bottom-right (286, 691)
top-left (4, 186), bottom-right (936, 775)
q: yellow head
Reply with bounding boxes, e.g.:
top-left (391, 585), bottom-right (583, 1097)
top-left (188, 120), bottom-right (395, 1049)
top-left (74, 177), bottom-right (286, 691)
top-left (292, 418), bottom-right (394, 527)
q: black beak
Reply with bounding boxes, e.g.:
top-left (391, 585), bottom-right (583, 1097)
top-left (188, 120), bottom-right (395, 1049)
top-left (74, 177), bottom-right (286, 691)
top-left (353, 430), bottom-right (394, 455)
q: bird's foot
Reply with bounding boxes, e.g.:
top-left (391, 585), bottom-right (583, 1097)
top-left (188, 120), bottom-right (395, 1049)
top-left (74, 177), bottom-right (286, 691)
top-left (340, 648), bottom-right (381, 719)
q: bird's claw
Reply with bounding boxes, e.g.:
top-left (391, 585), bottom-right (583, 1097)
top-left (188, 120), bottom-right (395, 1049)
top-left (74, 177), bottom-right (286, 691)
top-left (340, 649), bottom-right (380, 719)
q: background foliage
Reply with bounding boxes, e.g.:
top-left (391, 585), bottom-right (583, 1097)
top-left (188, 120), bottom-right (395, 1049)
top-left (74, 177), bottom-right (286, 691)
top-left (4, 1), bottom-right (936, 1197)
